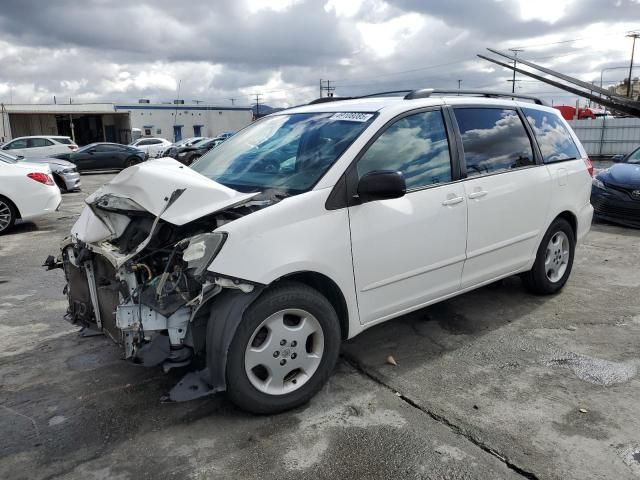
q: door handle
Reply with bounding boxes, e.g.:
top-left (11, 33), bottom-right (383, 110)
top-left (442, 196), bottom-right (464, 206)
top-left (468, 190), bottom-right (488, 200)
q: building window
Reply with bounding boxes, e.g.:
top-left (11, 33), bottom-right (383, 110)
top-left (144, 128), bottom-right (152, 136)
top-left (156, 128), bottom-right (162, 135)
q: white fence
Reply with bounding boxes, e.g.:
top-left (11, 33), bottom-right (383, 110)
top-left (567, 117), bottom-right (640, 157)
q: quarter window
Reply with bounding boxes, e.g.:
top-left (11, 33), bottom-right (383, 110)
top-left (454, 108), bottom-right (535, 176)
top-left (522, 108), bottom-right (580, 163)
top-left (357, 110), bottom-right (452, 190)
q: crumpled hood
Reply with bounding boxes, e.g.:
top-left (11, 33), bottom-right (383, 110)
top-left (84, 157), bottom-right (259, 226)
top-left (599, 163), bottom-right (640, 188)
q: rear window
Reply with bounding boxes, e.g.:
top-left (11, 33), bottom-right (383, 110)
top-left (53, 137), bottom-right (74, 145)
top-left (522, 108), bottom-right (580, 163)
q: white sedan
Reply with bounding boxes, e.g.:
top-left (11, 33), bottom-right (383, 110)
top-left (0, 158), bottom-right (62, 234)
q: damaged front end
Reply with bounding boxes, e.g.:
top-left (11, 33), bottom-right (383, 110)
top-left (50, 159), bottom-right (269, 400)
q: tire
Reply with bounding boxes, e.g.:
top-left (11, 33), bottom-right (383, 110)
top-left (0, 196), bottom-right (17, 235)
top-left (522, 218), bottom-right (575, 295)
top-left (124, 157), bottom-right (139, 168)
top-left (53, 174), bottom-right (67, 193)
top-left (224, 281), bottom-right (341, 414)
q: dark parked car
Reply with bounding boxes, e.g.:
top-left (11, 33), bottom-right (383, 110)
top-left (0, 150), bottom-right (81, 192)
top-left (591, 147), bottom-right (640, 227)
top-left (174, 138), bottom-right (223, 165)
top-left (55, 143), bottom-right (146, 171)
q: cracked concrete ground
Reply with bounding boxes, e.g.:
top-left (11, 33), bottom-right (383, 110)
top-left (1, 172), bottom-right (639, 479)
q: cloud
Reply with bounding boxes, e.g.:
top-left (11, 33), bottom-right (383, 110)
top-left (0, 0), bottom-right (637, 107)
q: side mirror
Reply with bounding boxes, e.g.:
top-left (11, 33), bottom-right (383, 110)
top-left (611, 154), bottom-right (624, 163)
top-left (88, 148), bottom-right (96, 154)
top-left (356, 170), bottom-right (406, 203)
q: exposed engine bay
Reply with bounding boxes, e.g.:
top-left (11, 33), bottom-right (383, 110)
top-left (49, 159), bottom-right (275, 400)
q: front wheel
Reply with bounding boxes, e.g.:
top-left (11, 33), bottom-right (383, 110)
top-left (223, 281), bottom-right (341, 414)
top-left (124, 157), bottom-right (139, 168)
top-left (522, 218), bottom-right (575, 295)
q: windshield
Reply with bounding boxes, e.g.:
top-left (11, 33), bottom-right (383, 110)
top-left (191, 112), bottom-right (375, 194)
top-left (627, 148), bottom-right (640, 164)
top-left (0, 151), bottom-right (19, 163)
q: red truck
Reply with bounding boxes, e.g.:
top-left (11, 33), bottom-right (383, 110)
top-left (554, 105), bottom-right (596, 120)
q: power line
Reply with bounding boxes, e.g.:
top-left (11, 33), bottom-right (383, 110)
top-left (510, 27), bottom-right (640, 49)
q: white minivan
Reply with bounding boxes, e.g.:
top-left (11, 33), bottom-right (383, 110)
top-left (55, 90), bottom-right (593, 413)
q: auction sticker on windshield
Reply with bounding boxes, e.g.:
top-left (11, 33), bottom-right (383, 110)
top-left (329, 112), bottom-right (374, 122)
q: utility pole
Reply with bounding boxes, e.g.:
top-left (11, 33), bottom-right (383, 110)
top-left (507, 48), bottom-right (524, 93)
top-left (626, 31), bottom-right (639, 98)
top-left (228, 98), bottom-right (236, 106)
top-left (457, 79), bottom-right (462, 91)
top-left (253, 93), bottom-right (263, 118)
top-left (319, 79), bottom-right (323, 98)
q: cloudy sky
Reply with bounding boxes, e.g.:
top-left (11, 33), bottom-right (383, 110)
top-left (0, 0), bottom-right (639, 108)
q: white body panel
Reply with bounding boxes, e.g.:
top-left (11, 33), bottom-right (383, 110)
top-left (207, 188), bottom-right (362, 329)
top-left (348, 184), bottom-right (467, 324)
top-left (0, 161), bottom-right (61, 220)
top-left (460, 167), bottom-right (551, 288)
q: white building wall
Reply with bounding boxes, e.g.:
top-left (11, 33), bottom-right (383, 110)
top-left (115, 104), bottom-right (253, 142)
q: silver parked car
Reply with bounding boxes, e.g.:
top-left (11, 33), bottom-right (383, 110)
top-left (0, 151), bottom-right (81, 192)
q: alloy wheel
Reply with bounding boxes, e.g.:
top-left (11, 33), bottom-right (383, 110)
top-left (0, 199), bottom-right (12, 232)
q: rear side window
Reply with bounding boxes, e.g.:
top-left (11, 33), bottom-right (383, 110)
top-left (357, 110), bottom-right (452, 190)
top-left (454, 108), bottom-right (535, 177)
top-left (522, 108), bottom-right (580, 163)
top-left (95, 144), bottom-right (117, 152)
top-left (27, 138), bottom-right (54, 148)
top-left (54, 137), bottom-right (73, 145)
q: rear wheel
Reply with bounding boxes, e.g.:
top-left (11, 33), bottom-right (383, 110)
top-left (124, 156), bottom-right (139, 168)
top-left (0, 196), bottom-right (17, 234)
top-left (223, 281), bottom-right (341, 414)
top-left (522, 218), bottom-right (575, 295)
top-left (53, 174), bottom-right (67, 192)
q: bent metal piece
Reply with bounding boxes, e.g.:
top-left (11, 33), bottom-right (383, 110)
top-left (478, 50), bottom-right (640, 118)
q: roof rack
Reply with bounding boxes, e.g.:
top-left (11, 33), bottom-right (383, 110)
top-left (305, 88), bottom-right (546, 106)
top-left (307, 96), bottom-right (359, 105)
top-left (404, 88), bottom-right (546, 105)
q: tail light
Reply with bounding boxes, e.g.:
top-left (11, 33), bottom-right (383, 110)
top-left (584, 157), bottom-right (594, 177)
top-left (27, 172), bottom-right (54, 186)
top-left (68, 145), bottom-right (78, 151)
